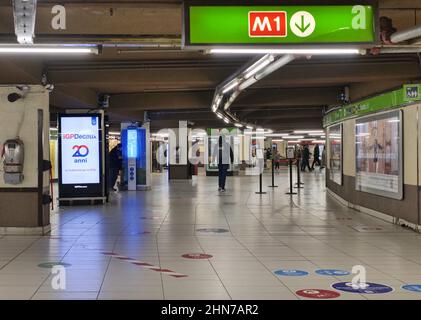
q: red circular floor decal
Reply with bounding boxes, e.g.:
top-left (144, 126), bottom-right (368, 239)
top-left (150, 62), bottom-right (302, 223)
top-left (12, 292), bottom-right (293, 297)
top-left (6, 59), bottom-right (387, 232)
top-left (296, 289), bottom-right (340, 299)
top-left (182, 253), bottom-right (213, 259)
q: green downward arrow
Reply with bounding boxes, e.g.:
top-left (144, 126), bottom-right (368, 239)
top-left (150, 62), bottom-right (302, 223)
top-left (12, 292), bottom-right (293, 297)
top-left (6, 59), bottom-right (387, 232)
top-left (295, 15), bottom-right (311, 33)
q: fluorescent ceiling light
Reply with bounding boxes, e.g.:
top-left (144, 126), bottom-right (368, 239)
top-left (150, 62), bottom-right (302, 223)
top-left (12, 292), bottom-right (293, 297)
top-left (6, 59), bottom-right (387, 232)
top-left (109, 131), bottom-right (121, 136)
top-left (223, 117), bottom-right (230, 124)
top-left (244, 54), bottom-right (274, 79)
top-left (246, 125), bottom-right (254, 130)
top-left (210, 48), bottom-right (361, 55)
top-left (294, 130), bottom-right (324, 134)
top-left (238, 76), bottom-right (258, 91)
top-left (272, 139), bottom-right (284, 142)
top-left (234, 123), bottom-right (243, 128)
top-left (312, 140), bottom-right (326, 144)
top-left (265, 133), bottom-right (289, 137)
top-left (216, 112), bottom-right (223, 119)
top-left (0, 45), bottom-right (99, 54)
top-left (284, 135), bottom-right (305, 139)
top-left (222, 79), bottom-right (239, 93)
top-left (388, 119), bottom-right (400, 123)
top-left (287, 140), bottom-right (301, 144)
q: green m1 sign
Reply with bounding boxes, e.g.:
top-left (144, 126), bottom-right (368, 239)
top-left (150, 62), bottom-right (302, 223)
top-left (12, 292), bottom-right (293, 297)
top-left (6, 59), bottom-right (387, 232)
top-left (183, 4), bottom-right (376, 46)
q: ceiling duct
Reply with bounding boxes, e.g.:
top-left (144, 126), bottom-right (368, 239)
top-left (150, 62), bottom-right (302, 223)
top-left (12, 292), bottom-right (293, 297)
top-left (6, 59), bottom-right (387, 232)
top-left (12, 0), bottom-right (37, 44)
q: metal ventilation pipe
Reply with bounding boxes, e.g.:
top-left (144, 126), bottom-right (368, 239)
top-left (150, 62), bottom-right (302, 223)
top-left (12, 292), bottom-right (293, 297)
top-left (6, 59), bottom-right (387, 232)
top-left (391, 25), bottom-right (421, 43)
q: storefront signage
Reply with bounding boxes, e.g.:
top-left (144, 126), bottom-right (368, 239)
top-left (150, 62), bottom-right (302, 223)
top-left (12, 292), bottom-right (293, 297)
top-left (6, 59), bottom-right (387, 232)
top-left (324, 84), bottom-right (421, 127)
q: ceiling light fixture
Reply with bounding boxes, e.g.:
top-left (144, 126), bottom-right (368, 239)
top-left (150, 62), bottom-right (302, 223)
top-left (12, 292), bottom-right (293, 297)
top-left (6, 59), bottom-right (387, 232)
top-left (0, 45), bottom-right (99, 54)
top-left (294, 130), bottom-right (324, 134)
top-left (283, 135), bottom-right (305, 139)
top-left (244, 54), bottom-right (275, 79)
top-left (222, 79), bottom-right (239, 93)
top-left (210, 48), bottom-right (362, 55)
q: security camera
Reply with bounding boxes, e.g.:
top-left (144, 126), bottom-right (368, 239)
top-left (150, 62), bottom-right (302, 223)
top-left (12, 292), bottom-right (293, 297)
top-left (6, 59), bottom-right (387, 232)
top-left (7, 93), bottom-right (22, 103)
top-left (7, 85), bottom-right (30, 103)
top-left (98, 93), bottom-right (110, 109)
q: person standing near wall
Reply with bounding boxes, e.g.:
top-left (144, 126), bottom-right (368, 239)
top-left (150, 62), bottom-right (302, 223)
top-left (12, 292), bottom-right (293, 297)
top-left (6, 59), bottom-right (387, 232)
top-left (320, 147), bottom-right (326, 171)
top-left (213, 135), bottom-right (234, 193)
top-left (109, 143), bottom-right (123, 192)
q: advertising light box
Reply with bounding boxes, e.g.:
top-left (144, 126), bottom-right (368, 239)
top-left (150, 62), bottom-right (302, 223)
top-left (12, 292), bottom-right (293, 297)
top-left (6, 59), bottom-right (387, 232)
top-left (355, 110), bottom-right (403, 200)
top-left (184, 3), bottom-right (376, 47)
top-left (58, 114), bottom-right (103, 198)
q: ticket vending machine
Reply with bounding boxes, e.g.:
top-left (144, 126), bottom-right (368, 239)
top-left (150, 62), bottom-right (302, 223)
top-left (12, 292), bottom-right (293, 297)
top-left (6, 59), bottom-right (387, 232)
top-left (126, 127), bottom-right (138, 191)
top-left (121, 123), bottom-right (151, 191)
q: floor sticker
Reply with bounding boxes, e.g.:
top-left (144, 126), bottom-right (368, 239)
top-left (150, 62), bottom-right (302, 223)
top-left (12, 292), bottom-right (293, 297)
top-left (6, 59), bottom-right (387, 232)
top-left (101, 252), bottom-right (188, 278)
top-left (196, 228), bottom-right (229, 233)
top-left (350, 226), bottom-right (386, 233)
top-left (182, 253), bottom-right (213, 259)
top-left (402, 285), bottom-right (421, 293)
top-left (38, 262), bottom-right (72, 268)
top-left (316, 269), bottom-right (350, 276)
top-left (332, 282), bottom-right (393, 294)
top-left (274, 269), bottom-right (309, 276)
top-left (296, 289), bottom-right (340, 299)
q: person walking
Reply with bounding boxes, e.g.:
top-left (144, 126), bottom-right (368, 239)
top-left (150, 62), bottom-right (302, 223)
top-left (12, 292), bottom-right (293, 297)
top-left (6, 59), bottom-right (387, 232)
top-left (301, 144), bottom-right (312, 172)
top-left (213, 135), bottom-right (234, 192)
top-left (109, 143), bottom-right (122, 192)
top-left (274, 150), bottom-right (281, 173)
top-left (320, 147), bottom-right (326, 171)
top-left (311, 144), bottom-right (321, 169)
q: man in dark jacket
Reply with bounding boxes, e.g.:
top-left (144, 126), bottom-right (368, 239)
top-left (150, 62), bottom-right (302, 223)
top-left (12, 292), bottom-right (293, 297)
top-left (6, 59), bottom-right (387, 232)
top-left (213, 135), bottom-right (234, 192)
top-left (301, 144), bottom-right (312, 172)
top-left (109, 143), bottom-right (122, 191)
top-left (311, 144), bottom-right (321, 169)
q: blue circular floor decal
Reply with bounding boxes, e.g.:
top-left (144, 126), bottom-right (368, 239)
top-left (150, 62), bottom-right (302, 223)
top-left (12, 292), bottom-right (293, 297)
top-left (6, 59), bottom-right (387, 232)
top-left (274, 269), bottom-right (309, 276)
top-left (332, 282), bottom-right (393, 294)
top-left (316, 269), bottom-right (350, 276)
top-left (196, 228), bottom-right (229, 233)
top-left (402, 285), bottom-right (421, 293)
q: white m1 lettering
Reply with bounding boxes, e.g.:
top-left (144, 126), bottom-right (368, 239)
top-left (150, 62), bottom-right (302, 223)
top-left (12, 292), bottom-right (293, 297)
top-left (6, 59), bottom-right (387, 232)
top-left (253, 17), bottom-right (272, 32)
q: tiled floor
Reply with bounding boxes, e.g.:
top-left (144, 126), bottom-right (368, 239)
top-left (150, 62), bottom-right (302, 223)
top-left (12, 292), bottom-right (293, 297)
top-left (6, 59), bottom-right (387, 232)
top-left (1, 168), bottom-right (421, 300)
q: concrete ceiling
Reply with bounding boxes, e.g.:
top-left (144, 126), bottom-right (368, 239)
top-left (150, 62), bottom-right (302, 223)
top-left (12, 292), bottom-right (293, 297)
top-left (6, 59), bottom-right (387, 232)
top-left (1, 0), bottom-right (421, 131)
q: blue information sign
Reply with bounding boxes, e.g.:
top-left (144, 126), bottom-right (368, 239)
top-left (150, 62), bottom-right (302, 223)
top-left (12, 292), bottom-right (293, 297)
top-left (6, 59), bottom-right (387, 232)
top-left (332, 282), bottom-right (393, 294)
top-left (316, 269), bottom-right (350, 276)
top-left (274, 269), bottom-right (309, 277)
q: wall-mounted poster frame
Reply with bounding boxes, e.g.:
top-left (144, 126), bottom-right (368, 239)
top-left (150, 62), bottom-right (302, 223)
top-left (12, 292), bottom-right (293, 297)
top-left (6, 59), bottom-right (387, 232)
top-left (355, 110), bottom-right (403, 200)
top-left (328, 123), bottom-right (343, 185)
